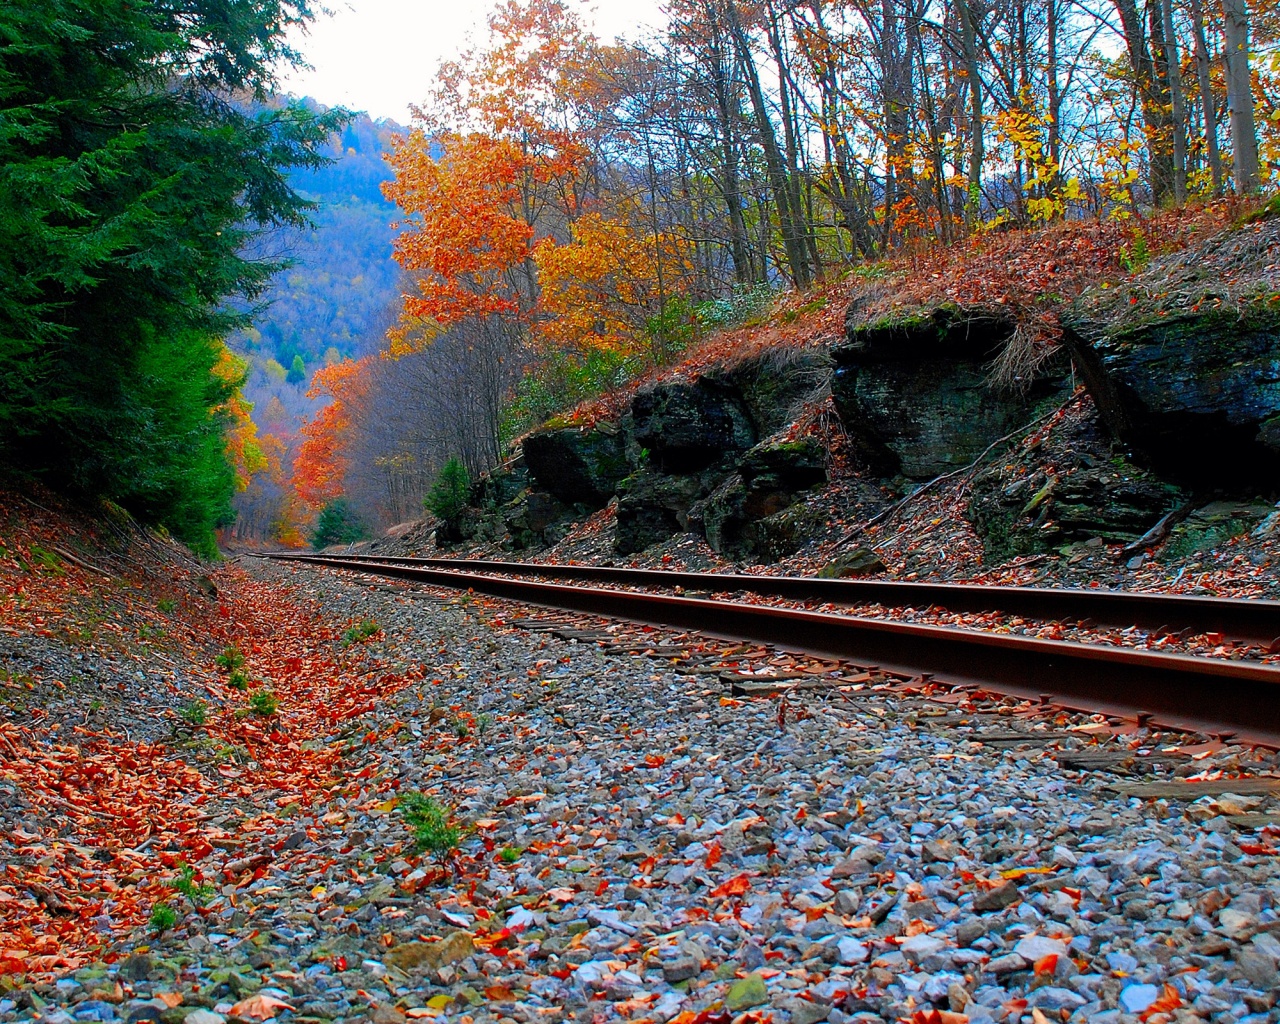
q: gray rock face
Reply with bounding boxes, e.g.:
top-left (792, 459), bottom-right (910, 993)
top-left (615, 472), bottom-right (716, 555)
top-left (832, 307), bottom-right (1064, 479)
top-left (967, 405), bottom-right (1182, 561)
top-left (1064, 217), bottom-right (1280, 488)
top-left (687, 439), bottom-right (828, 562)
top-left (523, 426), bottom-right (629, 508)
top-left (631, 379), bottom-right (757, 472)
top-left (1069, 310), bottom-right (1280, 486)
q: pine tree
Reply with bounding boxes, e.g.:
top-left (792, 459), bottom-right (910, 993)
top-left (0, 0), bottom-right (347, 554)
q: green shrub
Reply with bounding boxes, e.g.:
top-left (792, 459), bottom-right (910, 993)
top-left (248, 690), bottom-right (278, 717)
top-left (341, 619), bottom-right (380, 647)
top-left (180, 700), bottom-right (207, 727)
top-left (215, 645), bottom-right (245, 672)
top-left (311, 498), bottom-right (367, 549)
top-left (499, 846), bottom-right (521, 863)
top-left (170, 863), bottom-right (214, 907)
top-left (149, 903), bottom-right (178, 934)
top-left (425, 459), bottom-right (471, 532)
top-left (398, 792), bottom-right (461, 859)
top-left (227, 670), bottom-right (249, 691)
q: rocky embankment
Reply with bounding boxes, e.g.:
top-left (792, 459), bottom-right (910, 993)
top-left (368, 216), bottom-right (1280, 592)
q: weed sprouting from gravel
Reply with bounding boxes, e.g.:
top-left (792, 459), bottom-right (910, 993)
top-left (215, 645), bottom-right (245, 672)
top-left (398, 792), bottom-right (461, 859)
top-left (149, 903), bottom-right (177, 934)
top-left (499, 846), bottom-right (521, 863)
top-left (180, 700), bottom-right (207, 726)
top-left (170, 862), bottom-right (214, 907)
top-left (342, 619), bottom-right (380, 647)
top-left (248, 690), bottom-right (278, 716)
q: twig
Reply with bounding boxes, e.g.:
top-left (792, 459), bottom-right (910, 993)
top-left (837, 393), bottom-right (1084, 548)
top-left (1118, 502), bottom-right (1195, 559)
top-left (50, 545), bottom-right (114, 579)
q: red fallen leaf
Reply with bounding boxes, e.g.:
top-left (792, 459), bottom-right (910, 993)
top-left (636, 856), bottom-right (657, 876)
top-left (644, 754), bottom-right (664, 768)
top-left (229, 994), bottom-right (293, 1020)
top-left (594, 878), bottom-right (608, 896)
top-left (485, 985), bottom-right (515, 1000)
top-left (709, 873), bottom-right (752, 899)
top-left (1238, 843), bottom-right (1277, 856)
top-left (1034, 953), bottom-right (1058, 975)
top-left (1138, 984), bottom-right (1183, 1020)
top-left (704, 840), bottom-right (722, 869)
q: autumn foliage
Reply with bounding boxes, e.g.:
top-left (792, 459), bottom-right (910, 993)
top-left (293, 359), bottom-right (372, 508)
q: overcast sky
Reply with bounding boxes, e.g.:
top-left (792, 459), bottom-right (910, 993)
top-left (280, 0), bottom-right (667, 123)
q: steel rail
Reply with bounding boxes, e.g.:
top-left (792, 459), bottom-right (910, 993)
top-left (265, 553), bottom-right (1280, 745)
top-left (269, 552), bottom-right (1280, 645)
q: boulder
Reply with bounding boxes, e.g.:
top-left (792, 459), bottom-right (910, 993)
top-left (630, 378), bottom-right (756, 472)
top-left (473, 457), bottom-right (528, 510)
top-left (723, 351), bottom-right (833, 436)
top-left (817, 548), bottom-right (887, 577)
top-left (523, 425), bottom-right (628, 508)
top-left (689, 438), bottom-right (828, 562)
top-left (1064, 217), bottom-right (1280, 488)
top-left (832, 305), bottom-right (1065, 479)
top-left (615, 472), bottom-right (714, 555)
top-left (1161, 501), bottom-right (1275, 560)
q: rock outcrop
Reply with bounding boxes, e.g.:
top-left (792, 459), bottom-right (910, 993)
top-left (522, 425), bottom-right (628, 507)
top-left (1064, 217), bottom-right (1280, 488)
top-left (968, 404), bottom-right (1183, 561)
top-left (689, 439), bottom-right (828, 561)
top-left (630, 377), bottom-right (757, 472)
top-left (833, 306), bottom-right (1066, 479)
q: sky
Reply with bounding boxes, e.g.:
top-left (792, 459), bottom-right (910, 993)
top-left (280, 0), bottom-right (668, 124)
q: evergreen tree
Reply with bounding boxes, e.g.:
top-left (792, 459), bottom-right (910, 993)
top-left (287, 354), bottom-right (308, 385)
top-left (0, 0), bottom-right (347, 555)
top-left (311, 498), bottom-right (367, 549)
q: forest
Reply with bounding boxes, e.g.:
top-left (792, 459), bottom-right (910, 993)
top-left (282, 0), bottom-right (1279, 548)
top-left (0, 0), bottom-right (345, 555)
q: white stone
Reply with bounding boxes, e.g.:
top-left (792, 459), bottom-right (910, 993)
top-left (836, 937), bottom-right (869, 965)
top-left (1013, 935), bottom-right (1068, 962)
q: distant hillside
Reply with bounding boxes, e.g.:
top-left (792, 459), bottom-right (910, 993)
top-left (229, 105), bottom-right (408, 429)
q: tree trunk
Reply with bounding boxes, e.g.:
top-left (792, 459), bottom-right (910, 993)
top-left (955, 0), bottom-right (984, 223)
top-left (1220, 0), bottom-right (1261, 192)
top-left (1159, 0), bottom-right (1188, 203)
top-left (703, 5), bottom-right (757, 284)
top-left (1187, 0), bottom-right (1223, 194)
top-left (1111, 0), bottom-right (1175, 205)
top-left (725, 0), bottom-right (813, 287)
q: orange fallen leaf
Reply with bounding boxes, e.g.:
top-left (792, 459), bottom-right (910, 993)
top-left (709, 874), bottom-right (751, 899)
top-left (229, 994), bottom-right (294, 1020)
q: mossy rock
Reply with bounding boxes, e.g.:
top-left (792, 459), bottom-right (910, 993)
top-left (833, 304), bottom-right (1068, 479)
top-left (817, 548), bottom-right (887, 578)
top-left (523, 426), bottom-right (628, 508)
top-left (629, 377), bottom-right (756, 472)
top-left (1066, 218), bottom-right (1280, 489)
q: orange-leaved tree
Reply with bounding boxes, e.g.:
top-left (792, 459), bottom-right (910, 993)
top-left (293, 358), bottom-right (371, 508)
top-left (381, 0), bottom-right (592, 358)
top-left (533, 208), bottom-right (696, 362)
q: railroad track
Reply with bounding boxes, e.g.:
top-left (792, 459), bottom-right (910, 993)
top-left (262, 552), bottom-right (1280, 747)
